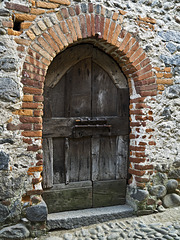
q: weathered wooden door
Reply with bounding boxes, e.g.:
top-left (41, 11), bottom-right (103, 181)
top-left (42, 44), bottom-right (129, 213)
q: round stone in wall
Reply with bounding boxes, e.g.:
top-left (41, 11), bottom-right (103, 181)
top-left (149, 185), bottom-right (167, 198)
top-left (163, 193), bottom-right (180, 208)
top-left (131, 189), bottom-right (149, 202)
top-left (166, 179), bottom-right (178, 193)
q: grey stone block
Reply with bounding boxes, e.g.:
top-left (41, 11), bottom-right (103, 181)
top-left (165, 85), bottom-right (180, 99)
top-left (26, 201), bottom-right (48, 222)
top-left (0, 9), bottom-right (10, 16)
top-left (173, 160), bottom-right (180, 168)
top-left (0, 139), bottom-right (14, 144)
top-left (166, 179), bottom-right (178, 193)
top-left (0, 78), bottom-right (20, 102)
top-left (168, 169), bottom-right (180, 179)
top-left (0, 42), bottom-right (7, 54)
top-left (8, 200), bottom-right (22, 223)
top-left (0, 28), bottom-right (6, 35)
top-left (166, 42), bottom-right (177, 54)
top-left (149, 185), bottom-right (167, 198)
top-left (0, 151), bottom-right (10, 170)
top-left (163, 193), bottom-right (180, 208)
top-left (0, 224), bottom-right (30, 239)
top-left (0, 58), bottom-right (16, 72)
top-left (131, 189), bottom-right (149, 202)
top-left (159, 31), bottom-right (180, 44)
top-left (81, 3), bottom-right (87, 13)
top-left (0, 204), bottom-right (9, 223)
top-left (161, 107), bottom-right (171, 119)
top-left (160, 54), bottom-right (180, 66)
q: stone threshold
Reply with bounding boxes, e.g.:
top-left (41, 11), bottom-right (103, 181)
top-left (47, 204), bottom-right (134, 230)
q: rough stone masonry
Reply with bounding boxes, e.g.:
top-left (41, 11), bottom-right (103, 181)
top-left (0, 0), bottom-right (180, 238)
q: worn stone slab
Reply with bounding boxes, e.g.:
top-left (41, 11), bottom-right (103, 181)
top-left (47, 205), bottom-right (134, 230)
top-left (0, 224), bottom-right (29, 239)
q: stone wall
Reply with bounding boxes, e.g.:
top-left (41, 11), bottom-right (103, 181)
top-left (0, 0), bottom-right (179, 237)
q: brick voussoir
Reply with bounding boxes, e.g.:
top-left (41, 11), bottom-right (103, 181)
top-left (111, 24), bottom-right (121, 45)
top-left (31, 43), bottom-right (53, 61)
top-left (107, 20), bottom-right (116, 43)
top-left (42, 32), bottom-right (60, 53)
top-left (85, 14), bottom-right (92, 38)
top-left (79, 14), bottom-right (87, 39)
top-left (119, 32), bottom-right (132, 52)
top-left (72, 16), bottom-right (83, 39)
top-left (103, 17), bottom-right (111, 40)
top-left (53, 24), bottom-right (68, 47)
top-left (37, 36), bottom-right (56, 57)
top-left (25, 55), bottom-right (47, 70)
top-left (95, 14), bottom-right (101, 37)
top-left (66, 18), bottom-right (78, 41)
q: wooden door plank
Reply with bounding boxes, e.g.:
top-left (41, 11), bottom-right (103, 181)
top-left (43, 75), bottom-right (66, 118)
top-left (43, 138), bottom-right (53, 189)
top-left (65, 58), bottom-right (92, 117)
top-left (66, 138), bottom-right (91, 183)
top-left (92, 137), bottom-right (100, 181)
top-left (117, 88), bottom-right (129, 117)
top-left (92, 62), bottom-right (118, 117)
top-left (53, 138), bottom-right (65, 184)
top-left (65, 138), bottom-right (70, 184)
top-left (116, 136), bottom-right (129, 179)
top-left (97, 136), bottom-right (117, 180)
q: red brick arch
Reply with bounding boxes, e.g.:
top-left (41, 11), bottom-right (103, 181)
top-left (16, 2), bottom-right (157, 197)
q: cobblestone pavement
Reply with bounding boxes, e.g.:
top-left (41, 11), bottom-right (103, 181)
top-left (34, 207), bottom-right (180, 240)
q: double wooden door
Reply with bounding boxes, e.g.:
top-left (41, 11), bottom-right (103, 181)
top-left (42, 44), bottom-right (129, 213)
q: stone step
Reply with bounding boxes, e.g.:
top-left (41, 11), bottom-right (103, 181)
top-left (47, 204), bottom-right (134, 230)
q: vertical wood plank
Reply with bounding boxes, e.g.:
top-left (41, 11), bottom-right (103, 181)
top-left (97, 136), bottom-right (116, 180)
top-left (53, 138), bottom-right (65, 184)
top-left (44, 75), bottom-right (66, 118)
top-left (117, 88), bottom-right (129, 117)
top-left (67, 138), bottom-right (91, 182)
top-left (92, 137), bottom-right (100, 181)
top-left (65, 138), bottom-right (70, 184)
top-left (116, 136), bottom-right (128, 179)
top-left (43, 138), bottom-right (53, 189)
top-left (65, 58), bottom-right (92, 117)
top-left (92, 61), bottom-right (117, 117)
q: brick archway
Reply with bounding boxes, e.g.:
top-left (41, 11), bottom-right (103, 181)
top-left (16, 3), bottom-right (157, 199)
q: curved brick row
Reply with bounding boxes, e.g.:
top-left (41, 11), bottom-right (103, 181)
top-left (11, 2), bottom-right (157, 195)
